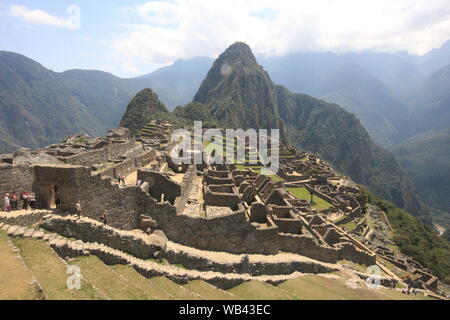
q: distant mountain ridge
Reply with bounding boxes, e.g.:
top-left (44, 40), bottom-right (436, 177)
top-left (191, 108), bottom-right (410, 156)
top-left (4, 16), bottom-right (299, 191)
top-left (1, 42), bottom-right (449, 226)
top-left (2, 40), bottom-right (449, 153)
top-left (0, 51), bottom-right (212, 153)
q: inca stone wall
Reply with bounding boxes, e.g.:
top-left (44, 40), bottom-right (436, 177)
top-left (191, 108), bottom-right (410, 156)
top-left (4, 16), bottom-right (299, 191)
top-left (174, 165), bottom-right (197, 214)
top-left (32, 165), bottom-right (279, 255)
top-left (61, 140), bottom-right (137, 167)
top-left (145, 205), bottom-right (280, 255)
top-left (278, 233), bottom-right (339, 263)
top-left (137, 170), bottom-right (181, 204)
top-left (110, 157), bottom-right (136, 178)
top-left (135, 150), bottom-right (157, 168)
top-left (98, 150), bottom-right (157, 180)
top-left (0, 210), bottom-right (49, 226)
top-left (0, 163), bottom-right (33, 196)
top-left (32, 165), bottom-right (144, 230)
top-left (40, 216), bottom-right (166, 259)
top-left (337, 242), bottom-right (376, 265)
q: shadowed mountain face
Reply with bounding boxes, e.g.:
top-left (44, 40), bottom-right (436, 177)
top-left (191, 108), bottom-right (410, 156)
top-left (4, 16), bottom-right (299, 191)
top-left (393, 65), bottom-right (450, 228)
top-left (194, 42), bottom-right (286, 138)
top-left (0, 51), bottom-right (212, 153)
top-left (409, 65), bottom-right (450, 135)
top-left (0, 52), bottom-right (107, 152)
top-left (394, 128), bottom-right (450, 229)
top-left (191, 42), bottom-right (430, 223)
top-left (119, 88), bottom-right (168, 135)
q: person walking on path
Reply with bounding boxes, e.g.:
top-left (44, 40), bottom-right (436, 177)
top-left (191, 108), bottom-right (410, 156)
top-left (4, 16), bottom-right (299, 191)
top-left (10, 192), bottom-right (18, 211)
top-left (100, 209), bottom-right (109, 225)
top-left (21, 192), bottom-right (29, 210)
top-left (74, 201), bottom-right (82, 218)
top-left (29, 192), bottom-right (36, 210)
top-left (4, 193), bottom-right (10, 212)
top-left (55, 194), bottom-right (61, 209)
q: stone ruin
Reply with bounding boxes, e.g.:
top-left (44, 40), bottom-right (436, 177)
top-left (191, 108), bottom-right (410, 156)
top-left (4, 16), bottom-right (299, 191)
top-left (0, 123), bottom-right (447, 298)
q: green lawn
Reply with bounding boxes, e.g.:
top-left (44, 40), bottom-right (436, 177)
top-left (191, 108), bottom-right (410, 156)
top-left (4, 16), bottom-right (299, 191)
top-left (342, 221), bottom-right (357, 232)
top-left (235, 165), bottom-right (284, 182)
top-left (270, 175), bottom-right (285, 182)
top-left (236, 164), bottom-right (262, 172)
top-left (287, 187), bottom-right (333, 211)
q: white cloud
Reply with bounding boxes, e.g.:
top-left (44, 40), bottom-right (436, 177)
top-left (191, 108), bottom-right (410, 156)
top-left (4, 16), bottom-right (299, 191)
top-left (9, 5), bottom-right (80, 30)
top-left (109, 0), bottom-right (450, 70)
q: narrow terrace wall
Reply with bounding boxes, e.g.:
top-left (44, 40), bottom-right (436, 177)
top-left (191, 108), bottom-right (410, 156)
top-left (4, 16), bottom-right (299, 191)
top-left (144, 204), bottom-right (280, 255)
top-left (278, 233), bottom-right (339, 263)
top-left (40, 216), bottom-right (165, 259)
top-left (174, 165), bottom-right (197, 214)
top-left (337, 243), bottom-right (376, 266)
top-left (135, 150), bottom-right (157, 168)
top-left (334, 206), bottom-right (363, 225)
top-left (110, 157), bottom-right (136, 178)
top-left (98, 149), bottom-right (157, 179)
top-left (61, 140), bottom-right (136, 167)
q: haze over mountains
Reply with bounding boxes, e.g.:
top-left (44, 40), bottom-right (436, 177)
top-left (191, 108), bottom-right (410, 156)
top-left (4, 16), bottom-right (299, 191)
top-left (1, 40), bottom-right (450, 227)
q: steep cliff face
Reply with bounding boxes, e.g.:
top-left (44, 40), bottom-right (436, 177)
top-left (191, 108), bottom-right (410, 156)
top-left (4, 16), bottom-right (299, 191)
top-left (194, 42), bottom-right (287, 139)
top-left (119, 88), bottom-right (168, 135)
top-left (0, 51), bottom-right (104, 152)
top-left (192, 42), bottom-right (430, 223)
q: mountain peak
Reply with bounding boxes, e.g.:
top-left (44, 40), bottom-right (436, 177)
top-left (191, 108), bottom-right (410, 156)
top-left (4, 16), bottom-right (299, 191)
top-left (193, 42), bottom-right (265, 103)
top-left (218, 41), bottom-right (257, 65)
top-left (119, 88), bottom-right (168, 135)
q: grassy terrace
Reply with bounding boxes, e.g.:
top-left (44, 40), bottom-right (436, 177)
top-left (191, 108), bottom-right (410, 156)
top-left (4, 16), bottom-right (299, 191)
top-left (287, 187), bottom-right (333, 211)
top-left (236, 164), bottom-right (284, 182)
top-left (342, 221), bottom-right (357, 232)
top-left (0, 232), bottom-right (44, 299)
top-left (11, 238), bottom-right (103, 300)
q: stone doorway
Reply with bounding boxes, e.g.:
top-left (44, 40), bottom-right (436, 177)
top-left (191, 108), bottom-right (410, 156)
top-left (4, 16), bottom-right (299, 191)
top-left (37, 183), bottom-right (59, 209)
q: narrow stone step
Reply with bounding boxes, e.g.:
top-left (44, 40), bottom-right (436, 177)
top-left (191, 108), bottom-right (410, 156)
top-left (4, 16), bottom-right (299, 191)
top-left (11, 238), bottom-right (104, 300)
top-left (228, 280), bottom-right (299, 300)
top-left (71, 255), bottom-right (155, 300)
top-left (0, 231), bottom-right (43, 300)
top-left (183, 280), bottom-right (239, 300)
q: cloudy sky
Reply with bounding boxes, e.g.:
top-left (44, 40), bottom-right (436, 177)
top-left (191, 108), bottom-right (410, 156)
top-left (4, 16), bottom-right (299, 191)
top-left (1, 0), bottom-right (449, 77)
